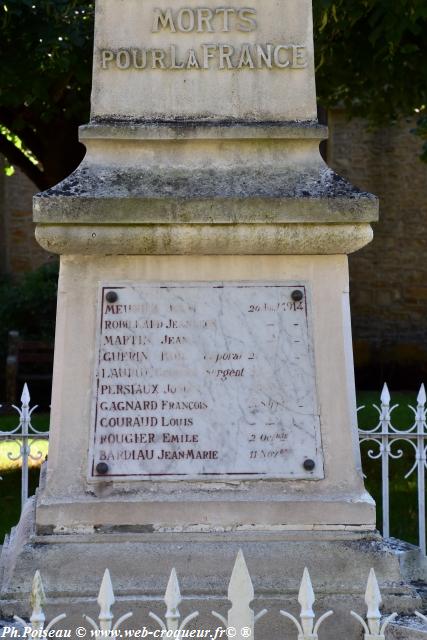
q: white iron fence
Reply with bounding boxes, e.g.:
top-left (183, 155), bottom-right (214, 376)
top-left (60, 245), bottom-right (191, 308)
top-left (0, 383), bottom-right (49, 511)
top-left (358, 383), bottom-right (427, 556)
top-left (0, 383), bottom-right (426, 556)
top-left (8, 551), bottom-right (427, 638)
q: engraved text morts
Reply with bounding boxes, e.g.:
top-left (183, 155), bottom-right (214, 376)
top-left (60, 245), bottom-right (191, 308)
top-left (91, 0), bottom-right (317, 120)
top-left (100, 5), bottom-right (308, 71)
top-left (91, 282), bottom-right (323, 480)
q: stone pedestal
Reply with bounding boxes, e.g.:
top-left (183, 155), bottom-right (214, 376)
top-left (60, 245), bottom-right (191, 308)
top-left (0, 523), bottom-right (423, 635)
top-left (29, 254), bottom-right (374, 533)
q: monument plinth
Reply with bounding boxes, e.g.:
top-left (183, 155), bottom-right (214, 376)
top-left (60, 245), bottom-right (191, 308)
top-left (3, 1), bottom-right (421, 635)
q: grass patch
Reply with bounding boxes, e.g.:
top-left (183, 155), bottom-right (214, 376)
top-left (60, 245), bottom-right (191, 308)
top-left (0, 412), bottom-right (50, 433)
top-left (0, 468), bottom-right (42, 542)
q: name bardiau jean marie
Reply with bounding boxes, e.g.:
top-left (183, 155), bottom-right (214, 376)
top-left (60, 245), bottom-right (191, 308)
top-left (100, 6), bottom-right (308, 71)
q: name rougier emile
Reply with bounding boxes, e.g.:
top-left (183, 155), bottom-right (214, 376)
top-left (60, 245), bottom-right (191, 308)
top-left (100, 6), bottom-right (308, 71)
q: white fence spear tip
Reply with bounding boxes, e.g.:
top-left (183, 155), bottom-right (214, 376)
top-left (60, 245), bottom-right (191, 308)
top-left (298, 568), bottom-right (315, 612)
top-left (30, 570), bottom-right (46, 613)
top-left (417, 384), bottom-right (426, 406)
top-left (365, 569), bottom-right (381, 609)
top-left (98, 569), bottom-right (115, 611)
top-left (228, 550), bottom-right (254, 602)
top-left (381, 383), bottom-right (391, 405)
top-left (165, 568), bottom-right (182, 616)
top-left (365, 569), bottom-right (382, 634)
top-left (21, 383), bottom-right (30, 406)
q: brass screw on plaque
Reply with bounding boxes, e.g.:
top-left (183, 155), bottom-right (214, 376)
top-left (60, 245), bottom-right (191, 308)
top-left (105, 291), bottom-right (118, 303)
top-left (96, 462), bottom-right (109, 475)
top-left (291, 290), bottom-right (304, 302)
top-left (303, 459), bottom-right (315, 471)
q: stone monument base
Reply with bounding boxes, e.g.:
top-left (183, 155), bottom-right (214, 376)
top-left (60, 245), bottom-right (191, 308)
top-left (31, 254), bottom-right (376, 533)
top-left (0, 499), bottom-right (424, 640)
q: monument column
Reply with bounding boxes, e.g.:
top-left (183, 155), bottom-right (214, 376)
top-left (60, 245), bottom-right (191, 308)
top-left (31, 0), bottom-right (377, 532)
top-left (2, 1), bottom-right (420, 635)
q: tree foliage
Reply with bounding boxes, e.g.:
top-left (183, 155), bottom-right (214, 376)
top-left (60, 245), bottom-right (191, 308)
top-left (0, 261), bottom-right (59, 361)
top-left (313, 1), bottom-right (427, 123)
top-left (1, 0), bottom-right (427, 189)
top-left (0, 0), bottom-right (94, 189)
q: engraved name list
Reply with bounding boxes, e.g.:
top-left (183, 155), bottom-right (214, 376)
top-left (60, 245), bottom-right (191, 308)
top-left (90, 282), bottom-right (324, 480)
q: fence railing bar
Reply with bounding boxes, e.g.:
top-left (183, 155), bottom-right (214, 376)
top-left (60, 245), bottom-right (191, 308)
top-left (0, 382), bottom-right (49, 512)
top-left (415, 384), bottom-right (427, 556)
top-left (357, 382), bottom-right (427, 558)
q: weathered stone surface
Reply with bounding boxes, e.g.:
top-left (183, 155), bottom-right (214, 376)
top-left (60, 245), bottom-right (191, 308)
top-left (34, 162), bottom-right (378, 224)
top-left (33, 123), bottom-right (378, 256)
top-left (389, 619), bottom-right (427, 640)
top-left (91, 0), bottom-right (317, 122)
top-left (80, 121), bottom-right (329, 140)
top-left (35, 222), bottom-right (374, 256)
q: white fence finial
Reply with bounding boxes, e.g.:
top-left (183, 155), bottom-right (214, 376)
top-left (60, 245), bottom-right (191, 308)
top-left (227, 549), bottom-right (254, 637)
top-left (29, 570), bottom-right (46, 631)
top-left (150, 568), bottom-right (199, 634)
top-left (351, 569), bottom-right (397, 639)
top-left (365, 569), bottom-right (382, 635)
top-left (13, 571), bottom-right (66, 633)
top-left (212, 550), bottom-right (267, 637)
top-left (229, 549), bottom-right (254, 603)
top-left (21, 383), bottom-right (30, 407)
top-left (165, 568), bottom-right (182, 631)
top-left (98, 569), bottom-right (115, 631)
top-left (381, 384), bottom-right (391, 406)
top-left (83, 569), bottom-right (133, 633)
top-left (298, 568), bottom-right (315, 637)
top-left (417, 384), bottom-right (426, 406)
top-left (280, 568), bottom-right (333, 640)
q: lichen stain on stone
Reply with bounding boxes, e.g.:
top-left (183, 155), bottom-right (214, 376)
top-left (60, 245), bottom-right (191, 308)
top-left (90, 115), bottom-right (323, 130)
top-left (36, 164), bottom-right (375, 202)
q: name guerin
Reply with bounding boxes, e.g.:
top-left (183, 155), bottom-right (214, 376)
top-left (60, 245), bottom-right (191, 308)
top-left (100, 6), bottom-right (308, 71)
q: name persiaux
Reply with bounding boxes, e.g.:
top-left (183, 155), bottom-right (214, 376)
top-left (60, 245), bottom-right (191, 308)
top-left (100, 6), bottom-right (308, 71)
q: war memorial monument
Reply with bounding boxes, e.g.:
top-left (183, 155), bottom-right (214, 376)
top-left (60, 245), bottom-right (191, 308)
top-left (0, 0), bottom-right (424, 636)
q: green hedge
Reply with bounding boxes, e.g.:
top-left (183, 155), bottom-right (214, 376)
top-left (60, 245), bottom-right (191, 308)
top-left (0, 261), bottom-right (59, 356)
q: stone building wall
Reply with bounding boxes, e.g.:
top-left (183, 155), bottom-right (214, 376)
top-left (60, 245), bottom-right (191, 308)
top-left (0, 159), bottom-right (49, 277)
top-left (328, 110), bottom-right (427, 387)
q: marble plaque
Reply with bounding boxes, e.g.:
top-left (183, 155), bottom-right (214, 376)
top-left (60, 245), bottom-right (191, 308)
top-left (89, 282), bottom-right (324, 480)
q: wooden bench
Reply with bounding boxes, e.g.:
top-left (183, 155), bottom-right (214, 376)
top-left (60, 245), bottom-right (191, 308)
top-left (6, 331), bottom-right (54, 403)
